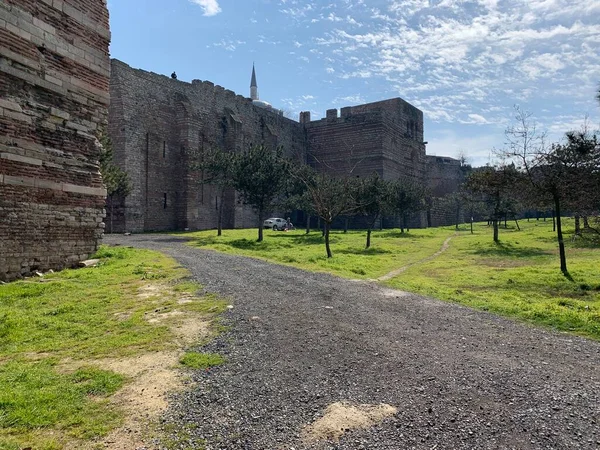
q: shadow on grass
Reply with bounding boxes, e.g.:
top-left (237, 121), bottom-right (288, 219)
top-left (376, 231), bottom-right (428, 239)
top-left (471, 241), bottom-right (550, 258)
top-left (337, 247), bottom-right (393, 255)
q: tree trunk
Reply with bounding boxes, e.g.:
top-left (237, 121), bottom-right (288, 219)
top-left (366, 215), bottom-right (377, 249)
top-left (455, 204), bottom-right (460, 230)
top-left (514, 218), bottom-right (520, 231)
top-left (109, 195), bottom-right (114, 234)
top-left (493, 219), bottom-right (499, 243)
top-left (257, 208), bottom-right (264, 242)
top-left (504, 215), bottom-right (508, 228)
top-left (305, 213), bottom-right (311, 234)
top-left (553, 193), bottom-right (568, 276)
top-left (470, 216), bottom-right (473, 234)
top-left (325, 221), bottom-right (332, 258)
top-left (575, 215), bottom-right (581, 235)
top-left (583, 216), bottom-right (590, 229)
top-left (552, 210), bottom-right (556, 232)
top-left (217, 188), bottom-right (225, 236)
top-left (343, 217), bottom-right (348, 233)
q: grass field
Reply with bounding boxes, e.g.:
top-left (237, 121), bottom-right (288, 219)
top-left (183, 218), bottom-right (600, 339)
top-left (0, 246), bottom-right (226, 450)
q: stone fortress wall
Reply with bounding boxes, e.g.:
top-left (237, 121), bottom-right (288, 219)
top-left (109, 59), bottom-right (306, 233)
top-left (108, 60), bottom-right (463, 233)
top-left (0, 0), bottom-right (110, 281)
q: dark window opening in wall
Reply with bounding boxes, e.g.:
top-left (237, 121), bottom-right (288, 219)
top-left (163, 193), bottom-right (167, 209)
top-left (163, 141), bottom-right (166, 158)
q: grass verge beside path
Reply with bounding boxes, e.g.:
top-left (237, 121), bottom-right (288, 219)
top-left (184, 227), bottom-right (454, 279)
top-left (182, 219), bottom-right (600, 339)
top-left (0, 245), bottom-right (227, 450)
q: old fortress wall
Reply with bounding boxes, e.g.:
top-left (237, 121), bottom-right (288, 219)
top-left (109, 59), bottom-right (306, 233)
top-left (0, 3), bottom-right (462, 282)
top-left (0, 0), bottom-right (110, 281)
top-left (109, 60), bottom-right (461, 233)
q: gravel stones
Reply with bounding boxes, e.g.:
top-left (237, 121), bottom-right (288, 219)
top-left (105, 234), bottom-right (600, 449)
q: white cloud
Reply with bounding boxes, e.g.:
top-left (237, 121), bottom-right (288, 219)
top-left (189, 0), bottom-right (221, 16)
top-left (466, 114), bottom-right (490, 124)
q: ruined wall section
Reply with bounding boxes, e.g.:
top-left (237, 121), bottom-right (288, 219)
top-left (109, 60), bottom-right (306, 232)
top-left (0, 0), bottom-right (110, 281)
top-left (426, 155), bottom-right (466, 227)
top-left (305, 99), bottom-right (427, 228)
top-left (305, 99), bottom-right (426, 183)
top-left (305, 108), bottom-right (385, 179)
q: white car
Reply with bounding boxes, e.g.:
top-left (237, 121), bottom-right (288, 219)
top-left (263, 218), bottom-right (288, 230)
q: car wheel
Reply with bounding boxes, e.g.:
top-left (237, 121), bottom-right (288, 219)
top-left (273, 225), bottom-right (278, 231)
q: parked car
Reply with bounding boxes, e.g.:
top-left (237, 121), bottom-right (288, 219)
top-left (263, 218), bottom-right (288, 230)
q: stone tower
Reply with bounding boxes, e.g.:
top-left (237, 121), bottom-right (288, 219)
top-left (0, 0), bottom-right (111, 281)
top-left (250, 64), bottom-right (258, 100)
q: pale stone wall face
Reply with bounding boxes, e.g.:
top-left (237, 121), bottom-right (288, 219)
top-left (0, 0), bottom-right (110, 281)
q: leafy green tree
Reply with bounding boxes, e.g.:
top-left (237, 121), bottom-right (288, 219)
top-left (533, 131), bottom-right (599, 274)
top-left (98, 129), bottom-right (131, 233)
top-left (355, 173), bottom-right (393, 249)
top-left (389, 179), bottom-right (426, 233)
top-left (502, 106), bottom-right (599, 275)
top-left (232, 145), bottom-right (289, 242)
top-left (193, 148), bottom-right (235, 236)
top-left (280, 163), bottom-right (316, 234)
top-left (465, 165), bottom-right (522, 243)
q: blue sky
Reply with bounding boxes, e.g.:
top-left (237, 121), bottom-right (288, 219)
top-left (108, 0), bottom-right (600, 166)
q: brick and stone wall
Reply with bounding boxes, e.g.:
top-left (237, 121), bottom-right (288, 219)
top-left (306, 99), bottom-right (426, 183)
top-left (108, 60), bottom-right (466, 232)
top-left (305, 99), bottom-right (428, 228)
top-left (426, 155), bottom-right (466, 227)
top-left (109, 60), bottom-right (306, 232)
top-left (0, 0), bottom-right (110, 281)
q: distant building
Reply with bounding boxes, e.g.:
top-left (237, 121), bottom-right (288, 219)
top-left (107, 61), bottom-right (459, 232)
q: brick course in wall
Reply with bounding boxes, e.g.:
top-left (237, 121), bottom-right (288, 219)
top-left (0, 0), bottom-right (109, 281)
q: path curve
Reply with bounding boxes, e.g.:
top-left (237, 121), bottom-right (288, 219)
top-left (377, 234), bottom-right (454, 281)
top-left (105, 234), bottom-right (600, 450)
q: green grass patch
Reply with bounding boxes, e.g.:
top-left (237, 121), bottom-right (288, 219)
top-left (180, 352), bottom-right (225, 370)
top-left (184, 227), bottom-right (454, 279)
top-left (181, 220), bottom-right (600, 339)
top-left (0, 245), bottom-right (226, 449)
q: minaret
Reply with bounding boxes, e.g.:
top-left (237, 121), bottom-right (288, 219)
top-left (250, 63), bottom-right (258, 100)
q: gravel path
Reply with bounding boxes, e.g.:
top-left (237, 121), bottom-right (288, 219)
top-left (105, 234), bottom-right (600, 450)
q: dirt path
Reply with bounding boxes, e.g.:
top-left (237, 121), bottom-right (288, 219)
top-left (104, 234), bottom-right (600, 449)
top-left (377, 234), bottom-right (455, 281)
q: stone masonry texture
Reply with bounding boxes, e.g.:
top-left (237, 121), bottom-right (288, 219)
top-left (109, 60), bottom-right (461, 233)
top-left (0, 0), bottom-right (110, 281)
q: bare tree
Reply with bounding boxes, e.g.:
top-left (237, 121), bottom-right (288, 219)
top-left (289, 165), bottom-right (361, 258)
